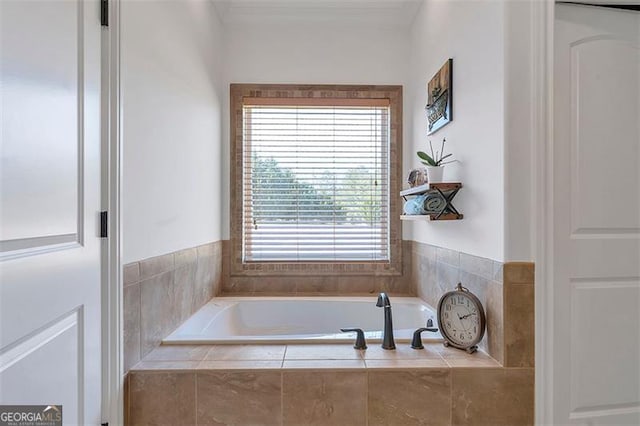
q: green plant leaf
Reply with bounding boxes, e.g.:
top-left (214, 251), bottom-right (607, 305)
top-left (417, 151), bottom-right (437, 166)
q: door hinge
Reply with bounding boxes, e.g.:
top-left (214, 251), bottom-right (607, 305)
top-left (100, 211), bottom-right (108, 238)
top-left (101, 0), bottom-right (109, 27)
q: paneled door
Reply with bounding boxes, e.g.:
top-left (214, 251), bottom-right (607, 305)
top-left (554, 4), bottom-right (640, 425)
top-left (0, 0), bottom-right (103, 424)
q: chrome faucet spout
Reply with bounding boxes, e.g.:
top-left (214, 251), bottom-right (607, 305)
top-left (376, 292), bottom-right (391, 308)
top-left (375, 292), bottom-right (395, 350)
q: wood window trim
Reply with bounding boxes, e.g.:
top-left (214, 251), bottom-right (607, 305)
top-left (230, 84), bottom-right (403, 276)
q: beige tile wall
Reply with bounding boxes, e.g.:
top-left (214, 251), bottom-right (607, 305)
top-left (503, 262), bottom-right (535, 367)
top-left (125, 247), bottom-right (535, 425)
top-left (123, 241), bottom-right (222, 371)
top-left (127, 368), bottom-right (530, 425)
top-left (219, 240), bottom-right (532, 370)
top-left (125, 342), bottom-right (534, 425)
top-left (221, 240), bottom-right (415, 295)
top-left (126, 252), bottom-right (536, 424)
top-left (408, 241), bottom-right (505, 364)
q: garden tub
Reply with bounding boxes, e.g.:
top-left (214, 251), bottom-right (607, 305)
top-left (163, 296), bottom-right (442, 344)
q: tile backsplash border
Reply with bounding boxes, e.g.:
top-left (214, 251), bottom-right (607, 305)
top-left (123, 241), bottom-right (222, 371)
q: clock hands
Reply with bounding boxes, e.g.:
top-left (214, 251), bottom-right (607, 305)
top-left (459, 312), bottom-right (477, 320)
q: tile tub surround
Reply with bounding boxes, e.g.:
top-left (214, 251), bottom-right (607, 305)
top-left (218, 239), bottom-right (535, 366)
top-left (408, 241), bottom-right (505, 364)
top-left (503, 263), bottom-right (535, 368)
top-left (123, 241), bottom-right (223, 371)
top-left (125, 343), bottom-right (534, 426)
top-left (221, 239), bottom-right (416, 296)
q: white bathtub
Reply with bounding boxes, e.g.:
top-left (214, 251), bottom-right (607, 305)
top-left (163, 296), bottom-right (443, 344)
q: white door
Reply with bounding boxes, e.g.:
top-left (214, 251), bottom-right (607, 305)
top-left (0, 0), bottom-right (103, 424)
top-left (553, 4), bottom-right (640, 425)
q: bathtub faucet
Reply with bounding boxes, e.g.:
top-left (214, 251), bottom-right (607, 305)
top-left (376, 292), bottom-right (396, 350)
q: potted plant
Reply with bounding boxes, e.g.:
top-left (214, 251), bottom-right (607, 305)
top-left (417, 138), bottom-right (454, 183)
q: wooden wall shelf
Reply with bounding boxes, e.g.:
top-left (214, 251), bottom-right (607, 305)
top-left (400, 182), bottom-right (463, 221)
top-left (400, 212), bottom-right (463, 221)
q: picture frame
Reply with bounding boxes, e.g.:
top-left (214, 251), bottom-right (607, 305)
top-left (426, 58), bottom-right (453, 135)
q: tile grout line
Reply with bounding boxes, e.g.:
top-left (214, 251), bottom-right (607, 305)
top-left (449, 367), bottom-right (453, 425)
top-left (281, 345), bottom-right (288, 368)
top-left (365, 369), bottom-right (369, 426)
top-left (280, 368), bottom-right (284, 426)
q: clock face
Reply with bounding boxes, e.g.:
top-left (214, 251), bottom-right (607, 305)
top-left (438, 291), bottom-right (484, 347)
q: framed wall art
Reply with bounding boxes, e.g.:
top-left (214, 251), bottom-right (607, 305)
top-left (426, 58), bottom-right (453, 135)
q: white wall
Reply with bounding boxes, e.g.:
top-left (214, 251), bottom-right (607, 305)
top-left (406, 0), bottom-right (506, 261)
top-left (121, 0), bottom-right (224, 263)
top-left (118, 0), bottom-right (530, 264)
top-left (504, 0), bottom-right (536, 262)
top-left (221, 23), bottom-right (411, 238)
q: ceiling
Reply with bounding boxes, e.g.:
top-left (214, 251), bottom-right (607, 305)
top-left (210, 0), bottom-right (424, 27)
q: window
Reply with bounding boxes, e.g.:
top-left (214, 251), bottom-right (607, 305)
top-left (243, 99), bottom-right (389, 261)
top-left (230, 85), bottom-right (402, 275)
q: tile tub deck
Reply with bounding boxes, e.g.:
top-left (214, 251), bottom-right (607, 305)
top-left (125, 343), bottom-right (534, 425)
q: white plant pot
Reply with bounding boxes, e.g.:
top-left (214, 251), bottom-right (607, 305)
top-left (426, 166), bottom-right (444, 183)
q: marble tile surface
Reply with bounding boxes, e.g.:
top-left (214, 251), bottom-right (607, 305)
top-left (283, 371), bottom-right (367, 425)
top-left (503, 262), bottom-right (535, 285)
top-left (364, 358), bottom-right (448, 369)
top-left (451, 368), bottom-right (534, 425)
top-left (205, 344), bottom-right (286, 361)
top-left (460, 253), bottom-right (494, 281)
top-left (197, 371), bottom-right (282, 425)
top-left (282, 359), bottom-right (366, 370)
top-left (129, 372), bottom-right (196, 426)
top-left (444, 357), bottom-right (501, 368)
top-left (336, 276), bottom-right (378, 294)
top-left (127, 345), bottom-right (532, 426)
top-left (139, 271), bottom-right (174, 357)
top-left (123, 241), bottom-right (223, 373)
top-left (504, 284), bottom-right (535, 367)
top-left (174, 247), bottom-right (197, 268)
top-left (368, 370), bottom-right (451, 425)
top-left (123, 284), bottom-right (141, 371)
top-left (131, 361), bottom-right (201, 371)
top-left (139, 252), bottom-right (174, 281)
top-left (436, 346), bottom-right (495, 361)
top-left (143, 344), bottom-right (213, 362)
top-left (198, 360), bottom-right (283, 370)
top-left (284, 344), bottom-right (363, 360)
top-left (173, 263), bottom-right (196, 325)
top-left (123, 262), bottom-right (140, 286)
top-left (485, 280), bottom-right (504, 365)
top-left (361, 345), bottom-right (442, 360)
top-left (436, 247), bottom-right (460, 268)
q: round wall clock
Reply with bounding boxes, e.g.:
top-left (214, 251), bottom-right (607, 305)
top-left (437, 282), bottom-right (486, 353)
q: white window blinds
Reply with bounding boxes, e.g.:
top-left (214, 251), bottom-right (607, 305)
top-left (242, 98), bottom-right (390, 262)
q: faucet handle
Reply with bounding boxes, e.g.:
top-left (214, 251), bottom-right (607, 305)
top-left (340, 328), bottom-right (367, 349)
top-left (410, 327), bottom-right (439, 349)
